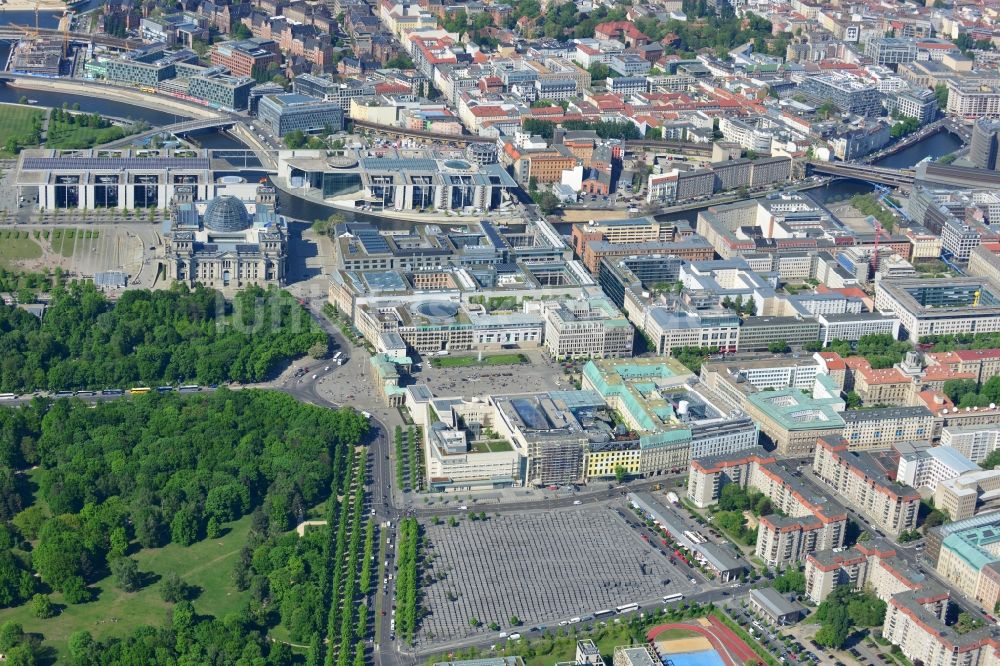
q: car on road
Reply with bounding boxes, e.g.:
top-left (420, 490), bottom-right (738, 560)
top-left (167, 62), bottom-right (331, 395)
top-left (460, 505), bottom-right (467, 509)
top-left (573, 500), bottom-right (582, 505)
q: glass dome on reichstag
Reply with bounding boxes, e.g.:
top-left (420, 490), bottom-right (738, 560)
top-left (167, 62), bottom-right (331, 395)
top-left (203, 196), bottom-right (251, 233)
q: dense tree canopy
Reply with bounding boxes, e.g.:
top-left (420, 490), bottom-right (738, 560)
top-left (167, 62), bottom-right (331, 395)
top-left (814, 586), bottom-right (886, 648)
top-left (0, 390), bottom-right (366, 605)
top-left (0, 282), bottom-right (325, 392)
top-left (827, 333), bottom-right (912, 369)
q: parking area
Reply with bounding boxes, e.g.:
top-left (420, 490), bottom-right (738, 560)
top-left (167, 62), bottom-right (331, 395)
top-left (415, 504), bottom-right (698, 647)
top-left (728, 605), bottom-right (824, 666)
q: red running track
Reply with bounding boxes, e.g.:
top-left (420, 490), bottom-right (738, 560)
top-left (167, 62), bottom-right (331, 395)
top-left (646, 617), bottom-right (760, 666)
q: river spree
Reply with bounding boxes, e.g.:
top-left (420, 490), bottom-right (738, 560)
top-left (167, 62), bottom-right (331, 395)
top-left (874, 130), bottom-right (963, 169)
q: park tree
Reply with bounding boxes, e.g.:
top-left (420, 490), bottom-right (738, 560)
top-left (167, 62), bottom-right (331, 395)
top-left (159, 573), bottom-right (191, 603)
top-left (109, 527), bottom-right (129, 558)
top-left (170, 508), bottom-right (200, 546)
top-left (32, 525), bottom-right (92, 594)
top-left (173, 600), bottom-right (196, 632)
top-left (0, 551), bottom-right (34, 608)
top-left (285, 130), bottom-right (307, 149)
top-left (68, 630), bottom-right (95, 663)
top-left (110, 557), bottom-right (141, 593)
top-left (30, 593), bottom-right (55, 619)
top-left (0, 621), bottom-right (23, 651)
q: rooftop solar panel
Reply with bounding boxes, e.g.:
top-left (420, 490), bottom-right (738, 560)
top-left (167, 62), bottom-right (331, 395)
top-left (356, 229), bottom-right (390, 254)
top-left (360, 157), bottom-right (437, 172)
top-left (22, 157), bottom-right (211, 171)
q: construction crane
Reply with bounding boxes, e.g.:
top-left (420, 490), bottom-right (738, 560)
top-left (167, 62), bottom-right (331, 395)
top-left (870, 220), bottom-right (883, 274)
top-left (61, 14), bottom-right (69, 58)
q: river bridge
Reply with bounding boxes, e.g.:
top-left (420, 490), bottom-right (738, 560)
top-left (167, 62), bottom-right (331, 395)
top-left (807, 161), bottom-right (915, 189)
top-left (0, 26), bottom-right (140, 50)
top-left (99, 116), bottom-right (239, 148)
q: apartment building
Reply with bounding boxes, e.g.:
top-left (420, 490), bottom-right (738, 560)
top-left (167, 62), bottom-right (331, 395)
top-left (687, 447), bottom-right (847, 567)
top-left (756, 511), bottom-right (847, 569)
top-left (805, 539), bottom-right (927, 605)
top-left (884, 588), bottom-right (999, 666)
top-left (812, 436), bottom-right (921, 536)
top-left (807, 534), bottom-right (1000, 666)
top-left (804, 546), bottom-right (868, 604)
top-left (841, 407), bottom-right (935, 450)
top-left (800, 72), bottom-right (882, 116)
top-left (942, 425), bottom-right (1000, 464)
top-left (947, 80), bottom-right (1000, 120)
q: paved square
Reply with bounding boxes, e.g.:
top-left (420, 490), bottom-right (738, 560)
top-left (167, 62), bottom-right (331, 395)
top-left (411, 349), bottom-right (567, 399)
top-left (416, 505), bottom-right (696, 646)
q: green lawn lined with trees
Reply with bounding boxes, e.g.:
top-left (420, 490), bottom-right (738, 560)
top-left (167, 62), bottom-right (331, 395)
top-left (0, 103), bottom-right (43, 156)
top-left (0, 390), bottom-right (368, 662)
top-left (45, 109), bottom-right (137, 150)
top-left (0, 514), bottom-right (252, 659)
top-left (0, 282), bottom-right (327, 392)
top-left (923, 331), bottom-right (1000, 352)
top-left (816, 333), bottom-right (912, 369)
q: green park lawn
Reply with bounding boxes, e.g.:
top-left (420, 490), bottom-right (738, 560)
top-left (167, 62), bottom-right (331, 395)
top-left (0, 103), bottom-right (43, 156)
top-left (471, 440), bottom-right (514, 453)
top-left (0, 515), bottom-right (252, 660)
top-left (524, 624), bottom-right (633, 666)
top-left (430, 353), bottom-right (527, 368)
top-left (49, 229), bottom-right (79, 257)
top-left (0, 231), bottom-right (42, 268)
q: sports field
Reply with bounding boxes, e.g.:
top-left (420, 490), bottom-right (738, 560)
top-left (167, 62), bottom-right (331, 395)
top-left (648, 617), bottom-right (758, 666)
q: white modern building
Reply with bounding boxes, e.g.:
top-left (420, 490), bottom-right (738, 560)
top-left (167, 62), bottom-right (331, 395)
top-left (941, 425), bottom-right (1000, 464)
top-left (817, 312), bottom-right (901, 345)
top-left (896, 442), bottom-right (981, 492)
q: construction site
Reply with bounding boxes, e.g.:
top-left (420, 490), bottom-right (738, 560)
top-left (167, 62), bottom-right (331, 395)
top-left (5, 9), bottom-right (76, 78)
